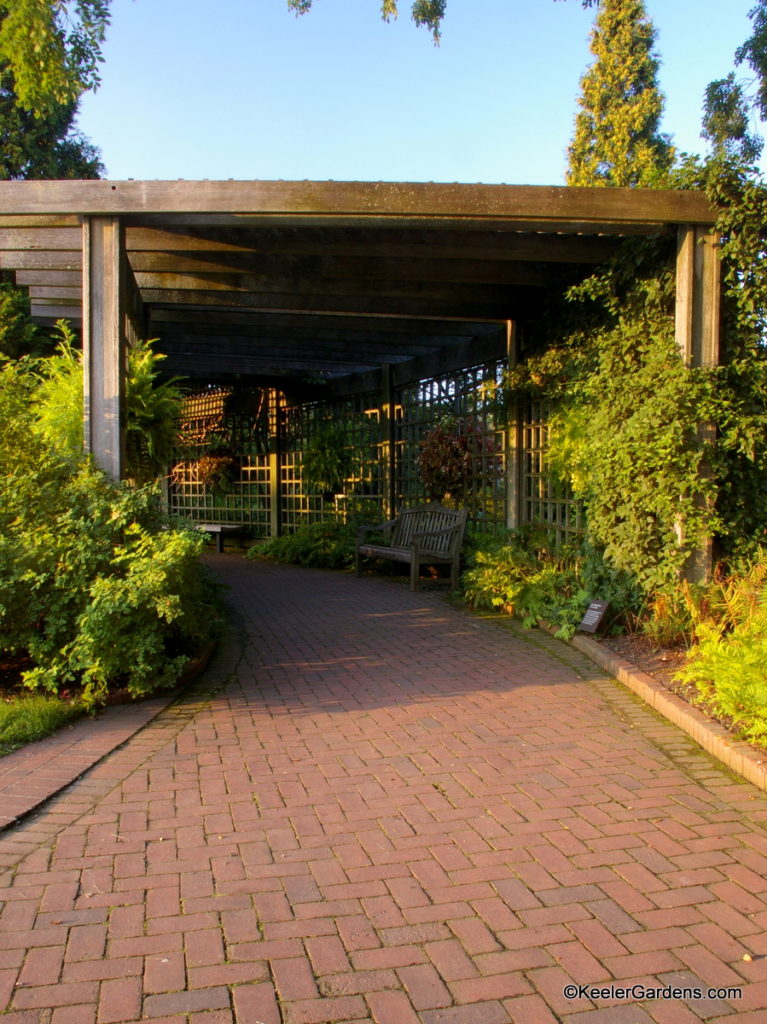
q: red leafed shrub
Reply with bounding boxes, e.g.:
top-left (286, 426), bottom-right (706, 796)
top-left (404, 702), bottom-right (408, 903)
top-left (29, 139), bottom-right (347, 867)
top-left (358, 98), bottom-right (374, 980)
top-left (418, 419), bottom-right (480, 502)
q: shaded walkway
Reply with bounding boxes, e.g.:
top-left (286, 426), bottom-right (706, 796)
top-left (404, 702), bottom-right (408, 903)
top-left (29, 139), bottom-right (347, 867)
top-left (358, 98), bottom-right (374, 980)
top-left (2, 558), bottom-right (767, 1023)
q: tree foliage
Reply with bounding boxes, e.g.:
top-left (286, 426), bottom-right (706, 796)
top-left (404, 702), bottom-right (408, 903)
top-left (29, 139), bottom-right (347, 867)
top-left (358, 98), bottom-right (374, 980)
top-left (701, 1), bottom-right (767, 161)
top-left (702, 73), bottom-right (763, 164)
top-left (288, 1), bottom-right (601, 43)
top-left (734, 0), bottom-right (767, 121)
top-left (0, 69), bottom-right (102, 178)
top-left (287, 0), bottom-right (446, 41)
top-left (567, 0), bottom-right (674, 186)
top-left (0, 2), bottom-right (106, 179)
top-left (0, 0), bottom-right (109, 116)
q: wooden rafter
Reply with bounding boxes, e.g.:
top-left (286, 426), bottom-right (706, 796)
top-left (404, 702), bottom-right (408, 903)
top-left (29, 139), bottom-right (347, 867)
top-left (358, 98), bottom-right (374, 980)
top-left (0, 178), bottom-right (717, 388)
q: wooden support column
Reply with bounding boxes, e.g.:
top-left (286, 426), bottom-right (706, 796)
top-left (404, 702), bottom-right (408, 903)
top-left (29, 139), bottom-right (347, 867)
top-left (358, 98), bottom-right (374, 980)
top-left (676, 225), bottom-right (721, 368)
top-left (505, 320), bottom-right (522, 530)
top-left (82, 216), bottom-right (126, 480)
top-left (381, 364), bottom-right (397, 519)
top-left (675, 224), bottom-right (721, 581)
top-left (268, 388), bottom-right (283, 537)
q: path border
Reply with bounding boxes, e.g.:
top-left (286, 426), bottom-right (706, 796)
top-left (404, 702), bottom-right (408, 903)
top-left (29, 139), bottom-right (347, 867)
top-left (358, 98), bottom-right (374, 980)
top-left (555, 626), bottom-right (767, 793)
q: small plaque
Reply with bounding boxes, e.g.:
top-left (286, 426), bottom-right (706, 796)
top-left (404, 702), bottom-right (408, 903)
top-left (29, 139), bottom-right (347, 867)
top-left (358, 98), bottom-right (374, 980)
top-left (579, 600), bottom-right (610, 634)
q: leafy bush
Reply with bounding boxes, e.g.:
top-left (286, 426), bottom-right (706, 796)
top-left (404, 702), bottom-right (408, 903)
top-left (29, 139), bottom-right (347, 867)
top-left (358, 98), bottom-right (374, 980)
top-left (301, 424), bottom-right (353, 499)
top-left (418, 417), bottom-right (499, 503)
top-left (461, 529), bottom-right (643, 638)
top-left (675, 553), bottom-right (767, 740)
top-left (250, 521), bottom-right (358, 570)
top-left (418, 421), bottom-right (474, 502)
top-left (31, 327), bottom-right (184, 482)
top-left (0, 283), bottom-right (51, 359)
top-left (0, 360), bottom-right (222, 709)
top-left (461, 531), bottom-right (591, 638)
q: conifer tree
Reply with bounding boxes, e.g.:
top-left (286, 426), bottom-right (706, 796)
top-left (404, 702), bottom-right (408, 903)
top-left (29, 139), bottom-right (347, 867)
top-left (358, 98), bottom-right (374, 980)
top-left (567, 0), bottom-right (673, 187)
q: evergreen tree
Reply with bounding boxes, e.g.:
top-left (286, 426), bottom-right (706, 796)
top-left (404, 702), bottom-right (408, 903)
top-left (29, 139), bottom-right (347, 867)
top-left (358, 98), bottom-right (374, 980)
top-left (567, 0), bottom-right (674, 187)
top-left (0, 68), bottom-right (103, 180)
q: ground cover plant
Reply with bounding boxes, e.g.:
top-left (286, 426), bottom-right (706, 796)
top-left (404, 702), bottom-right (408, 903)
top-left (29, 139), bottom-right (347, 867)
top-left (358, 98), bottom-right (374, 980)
top-left (0, 693), bottom-right (84, 756)
top-left (250, 520), bottom-right (358, 570)
top-left (461, 528), bottom-right (641, 639)
top-left (671, 554), bottom-right (767, 741)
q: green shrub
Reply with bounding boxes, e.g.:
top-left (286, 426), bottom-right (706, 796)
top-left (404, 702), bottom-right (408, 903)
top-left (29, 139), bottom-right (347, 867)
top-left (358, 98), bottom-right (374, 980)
top-left (461, 529), bottom-right (642, 638)
top-left (461, 531), bottom-right (591, 638)
top-left (0, 360), bottom-right (222, 709)
top-left (30, 327), bottom-right (184, 483)
top-left (675, 554), bottom-right (767, 740)
top-left (250, 521), bottom-right (358, 570)
top-left (301, 425), bottom-right (353, 499)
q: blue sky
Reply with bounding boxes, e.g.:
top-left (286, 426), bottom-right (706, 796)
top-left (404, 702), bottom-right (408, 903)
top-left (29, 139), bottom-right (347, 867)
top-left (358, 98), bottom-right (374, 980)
top-left (76, 0), bottom-right (765, 185)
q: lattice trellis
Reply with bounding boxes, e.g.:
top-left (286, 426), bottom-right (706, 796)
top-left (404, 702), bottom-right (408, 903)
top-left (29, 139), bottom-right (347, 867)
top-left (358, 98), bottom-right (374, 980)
top-left (165, 359), bottom-right (542, 539)
top-left (168, 387), bottom-right (271, 533)
top-left (520, 399), bottom-right (584, 544)
top-left (397, 360), bottom-right (507, 531)
top-left (280, 392), bottom-right (384, 530)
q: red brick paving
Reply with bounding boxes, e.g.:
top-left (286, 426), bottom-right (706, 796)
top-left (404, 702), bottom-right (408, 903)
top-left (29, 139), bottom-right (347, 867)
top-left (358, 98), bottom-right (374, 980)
top-left (1, 556), bottom-right (767, 1022)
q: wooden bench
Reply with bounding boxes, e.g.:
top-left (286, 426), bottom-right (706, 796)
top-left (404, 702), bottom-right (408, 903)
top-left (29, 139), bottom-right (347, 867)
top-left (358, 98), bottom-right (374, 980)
top-left (355, 505), bottom-right (468, 591)
top-left (196, 523), bottom-right (243, 553)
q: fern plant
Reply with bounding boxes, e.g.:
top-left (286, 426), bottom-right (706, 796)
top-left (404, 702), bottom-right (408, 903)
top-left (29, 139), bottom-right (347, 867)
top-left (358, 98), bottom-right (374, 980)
top-left (302, 424), bottom-right (352, 500)
top-left (30, 327), bottom-right (184, 483)
top-left (675, 553), bottom-right (767, 740)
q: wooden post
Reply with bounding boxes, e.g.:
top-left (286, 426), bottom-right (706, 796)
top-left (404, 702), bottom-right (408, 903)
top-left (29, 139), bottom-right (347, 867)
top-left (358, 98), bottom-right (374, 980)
top-left (675, 224), bottom-right (721, 581)
top-left (268, 388), bottom-right (283, 537)
top-left (381, 364), bottom-right (397, 519)
top-left (676, 225), bottom-right (721, 369)
top-left (82, 216), bottom-right (126, 480)
top-left (505, 320), bottom-right (522, 530)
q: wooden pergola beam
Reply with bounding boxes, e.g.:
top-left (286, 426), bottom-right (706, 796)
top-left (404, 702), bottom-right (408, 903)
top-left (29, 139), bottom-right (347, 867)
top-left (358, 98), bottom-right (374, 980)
top-left (124, 225), bottom-right (624, 263)
top-left (0, 179), bottom-right (715, 227)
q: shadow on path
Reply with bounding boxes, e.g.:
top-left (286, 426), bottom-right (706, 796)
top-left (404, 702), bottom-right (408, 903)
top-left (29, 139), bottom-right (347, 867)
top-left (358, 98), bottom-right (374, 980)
top-left (0, 556), bottom-right (766, 1023)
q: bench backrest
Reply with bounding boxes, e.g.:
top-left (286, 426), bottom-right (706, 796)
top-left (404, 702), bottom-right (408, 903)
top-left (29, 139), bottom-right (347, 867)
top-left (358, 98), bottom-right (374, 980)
top-left (391, 506), bottom-right (468, 556)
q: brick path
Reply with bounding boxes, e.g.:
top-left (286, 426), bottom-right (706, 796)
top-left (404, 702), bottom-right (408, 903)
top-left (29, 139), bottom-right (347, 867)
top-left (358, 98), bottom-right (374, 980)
top-left (2, 557), bottom-right (767, 1023)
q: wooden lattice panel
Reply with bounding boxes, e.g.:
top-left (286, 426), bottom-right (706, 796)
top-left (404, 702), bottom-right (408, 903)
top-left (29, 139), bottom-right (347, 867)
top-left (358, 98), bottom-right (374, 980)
top-left (521, 399), bottom-right (584, 543)
top-left (397, 360), bottom-right (507, 531)
top-left (167, 387), bottom-right (271, 533)
top-left (280, 393), bottom-right (383, 531)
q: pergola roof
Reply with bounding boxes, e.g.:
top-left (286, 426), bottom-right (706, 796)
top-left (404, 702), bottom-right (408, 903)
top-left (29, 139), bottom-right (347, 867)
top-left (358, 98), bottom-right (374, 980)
top-left (0, 179), bottom-right (717, 396)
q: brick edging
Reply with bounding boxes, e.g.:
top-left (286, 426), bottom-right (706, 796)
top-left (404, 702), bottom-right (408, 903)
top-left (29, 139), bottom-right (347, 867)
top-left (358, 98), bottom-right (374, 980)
top-left (549, 624), bottom-right (767, 792)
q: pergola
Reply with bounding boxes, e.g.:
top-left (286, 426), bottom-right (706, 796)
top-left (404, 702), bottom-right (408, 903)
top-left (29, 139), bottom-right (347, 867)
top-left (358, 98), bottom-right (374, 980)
top-left (0, 179), bottom-right (719, 489)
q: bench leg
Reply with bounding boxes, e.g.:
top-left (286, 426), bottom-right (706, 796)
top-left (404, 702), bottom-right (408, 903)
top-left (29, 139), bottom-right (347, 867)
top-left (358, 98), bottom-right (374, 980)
top-left (410, 559), bottom-right (419, 591)
top-left (216, 533), bottom-right (225, 553)
top-left (450, 559), bottom-right (459, 591)
top-left (355, 549), bottom-right (362, 577)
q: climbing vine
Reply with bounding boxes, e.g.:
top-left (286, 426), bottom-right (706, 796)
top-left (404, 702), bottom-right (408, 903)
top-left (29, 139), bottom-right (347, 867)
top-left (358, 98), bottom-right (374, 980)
top-left (507, 157), bottom-right (767, 597)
